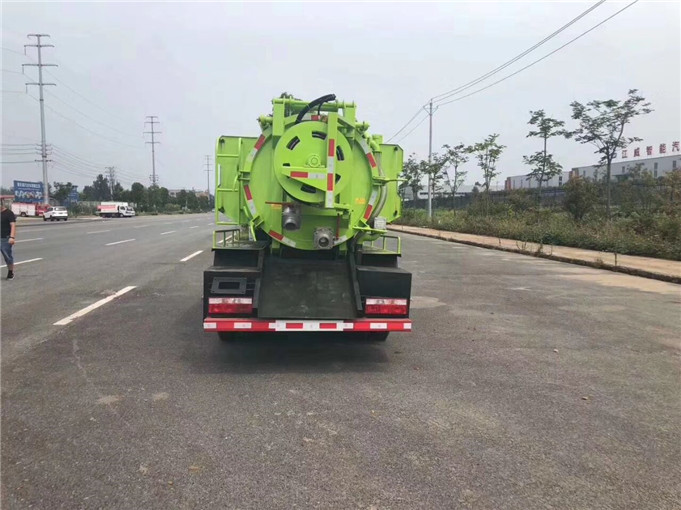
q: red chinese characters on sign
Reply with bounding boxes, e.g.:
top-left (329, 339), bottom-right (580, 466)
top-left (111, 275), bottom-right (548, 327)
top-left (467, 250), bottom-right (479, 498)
top-left (660, 143), bottom-right (667, 154)
top-left (673, 141), bottom-right (680, 152)
top-left (634, 147), bottom-right (640, 157)
top-left (621, 149), bottom-right (628, 158)
top-left (646, 146), bottom-right (653, 156)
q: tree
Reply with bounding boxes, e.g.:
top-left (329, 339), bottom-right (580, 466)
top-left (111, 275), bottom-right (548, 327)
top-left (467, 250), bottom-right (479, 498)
top-left (466, 134), bottom-right (505, 193)
top-left (400, 154), bottom-right (423, 202)
top-left (82, 174), bottom-right (112, 201)
top-left (442, 144), bottom-right (468, 208)
top-left (420, 153), bottom-right (448, 208)
top-left (569, 89), bottom-right (652, 218)
top-left (563, 176), bottom-right (598, 221)
top-left (130, 182), bottom-right (146, 210)
top-left (52, 182), bottom-right (74, 204)
top-left (524, 110), bottom-right (569, 204)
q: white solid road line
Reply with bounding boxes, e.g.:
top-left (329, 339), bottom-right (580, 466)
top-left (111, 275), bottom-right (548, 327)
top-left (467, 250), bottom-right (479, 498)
top-left (180, 250), bottom-right (203, 262)
top-left (160, 230), bottom-right (175, 235)
top-left (54, 286), bottom-right (137, 326)
top-left (105, 239), bottom-right (135, 246)
top-left (189, 226), bottom-right (199, 229)
top-left (86, 230), bottom-right (111, 234)
top-left (15, 238), bottom-right (43, 243)
top-left (134, 225), bottom-right (150, 229)
top-left (1, 257), bottom-right (43, 268)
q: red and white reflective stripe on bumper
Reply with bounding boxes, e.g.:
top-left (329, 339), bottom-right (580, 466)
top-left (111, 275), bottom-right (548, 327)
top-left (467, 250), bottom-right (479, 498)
top-left (203, 318), bottom-right (412, 333)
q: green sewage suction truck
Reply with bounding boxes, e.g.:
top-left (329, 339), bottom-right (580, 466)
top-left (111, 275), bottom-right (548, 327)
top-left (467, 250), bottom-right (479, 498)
top-left (202, 94), bottom-right (412, 340)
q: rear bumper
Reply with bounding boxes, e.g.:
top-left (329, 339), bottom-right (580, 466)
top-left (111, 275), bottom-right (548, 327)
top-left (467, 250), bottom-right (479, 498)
top-left (203, 318), bottom-right (412, 333)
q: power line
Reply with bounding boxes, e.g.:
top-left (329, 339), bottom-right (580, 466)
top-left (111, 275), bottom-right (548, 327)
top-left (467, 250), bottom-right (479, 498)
top-left (431, 0), bottom-right (606, 104)
top-left (44, 89), bottom-right (144, 140)
top-left (436, 0), bottom-right (640, 108)
top-left (1, 160), bottom-right (37, 164)
top-left (387, 107), bottom-right (427, 143)
top-left (387, 1), bottom-right (606, 143)
top-left (394, 113), bottom-right (429, 144)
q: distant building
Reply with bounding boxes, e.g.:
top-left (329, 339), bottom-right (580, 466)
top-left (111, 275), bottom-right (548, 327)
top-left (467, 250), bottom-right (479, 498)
top-left (569, 154), bottom-right (680, 181)
top-left (505, 172), bottom-right (570, 190)
top-left (504, 154), bottom-right (681, 190)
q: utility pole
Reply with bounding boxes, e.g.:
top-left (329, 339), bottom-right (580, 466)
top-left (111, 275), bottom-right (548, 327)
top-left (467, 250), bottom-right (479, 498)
top-left (106, 166), bottom-right (116, 198)
top-left (144, 116), bottom-right (160, 186)
top-left (23, 34), bottom-right (57, 205)
top-left (424, 99), bottom-right (436, 219)
top-left (204, 155), bottom-right (212, 205)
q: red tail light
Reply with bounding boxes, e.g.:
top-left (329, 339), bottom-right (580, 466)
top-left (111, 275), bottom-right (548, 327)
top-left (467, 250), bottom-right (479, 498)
top-left (365, 298), bottom-right (408, 316)
top-left (208, 297), bottom-right (253, 315)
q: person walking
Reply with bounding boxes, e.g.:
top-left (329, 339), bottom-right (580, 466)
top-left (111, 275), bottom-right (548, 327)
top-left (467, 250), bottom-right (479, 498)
top-left (1, 199), bottom-right (17, 280)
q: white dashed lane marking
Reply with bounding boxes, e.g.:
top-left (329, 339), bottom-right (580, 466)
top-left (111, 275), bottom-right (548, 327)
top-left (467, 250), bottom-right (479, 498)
top-left (15, 238), bottom-right (43, 243)
top-left (53, 286), bottom-right (137, 326)
top-left (105, 239), bottom-right (135, 246)
top-left (160, 231), bottom-right (175, 235)
top-left (180, 250), bottom-right (203, 262)
top-left (1, 257), bottom-right (43, 268)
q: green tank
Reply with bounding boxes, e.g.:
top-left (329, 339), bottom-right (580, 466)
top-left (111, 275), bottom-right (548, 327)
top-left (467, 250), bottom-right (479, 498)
top-left (214, 94), bottom-right (403, 250)
top-left (204, 95), bottom-right (412, 340)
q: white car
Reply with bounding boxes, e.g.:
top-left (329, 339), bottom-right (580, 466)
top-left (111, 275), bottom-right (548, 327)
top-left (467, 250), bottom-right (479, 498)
top-left (43, 206), bottom-right (69, 221)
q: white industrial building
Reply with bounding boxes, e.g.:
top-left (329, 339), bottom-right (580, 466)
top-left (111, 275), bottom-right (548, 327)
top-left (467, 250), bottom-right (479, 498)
top-left (504, 153), bottom-right (680, 190)
top-left (505, 172), bottom-right (570, 190)
top-left (569, 154), bottom-right (680, 181)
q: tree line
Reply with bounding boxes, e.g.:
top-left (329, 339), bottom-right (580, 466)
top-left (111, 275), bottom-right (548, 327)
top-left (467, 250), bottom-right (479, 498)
top-left (400, 89), bottom-right (654, 218)
top-left (52, 174), bottom-right (212, 213)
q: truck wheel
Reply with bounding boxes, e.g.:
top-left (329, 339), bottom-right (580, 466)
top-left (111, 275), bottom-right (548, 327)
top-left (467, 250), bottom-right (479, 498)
top-left (218, 332), bottom-right (233, 341)
top-left (43, 217), bottom-right (47, 221)
top-left (64, 218), bottom-right (68, 221)
top-left (20, 212), bottom-right (27, 217)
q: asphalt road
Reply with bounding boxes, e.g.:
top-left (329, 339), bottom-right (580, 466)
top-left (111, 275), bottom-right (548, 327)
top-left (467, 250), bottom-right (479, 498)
top-left (2, 215), bottom-right (680, 509)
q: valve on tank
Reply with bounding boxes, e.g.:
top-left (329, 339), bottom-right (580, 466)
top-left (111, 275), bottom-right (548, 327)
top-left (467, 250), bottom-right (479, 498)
top-left (282, 203), bottom-right (302, 231)
top-left (313, 227), bottom-right (334, 250)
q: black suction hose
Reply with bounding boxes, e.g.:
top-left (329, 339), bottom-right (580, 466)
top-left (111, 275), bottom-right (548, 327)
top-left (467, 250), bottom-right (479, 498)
top-left (295, 94), bottom-right (337, 124)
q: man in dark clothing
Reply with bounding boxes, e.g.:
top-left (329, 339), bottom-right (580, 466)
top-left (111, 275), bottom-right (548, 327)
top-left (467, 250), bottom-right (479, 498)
top-left (1, 200), bottom-right (17, 280)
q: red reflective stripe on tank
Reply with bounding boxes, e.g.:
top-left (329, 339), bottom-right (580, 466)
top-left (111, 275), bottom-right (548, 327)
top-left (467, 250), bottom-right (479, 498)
top-left (244, 185), bottom-right (253, 201)
top-left (327, 173), bottom-right (334, 191)
top-left (328, 139), bottom-right (335, 158)
top-left (367, 152), bottom-right (377, 168)
top-left (268, 230), bottom-right (284, 241)
top-left (286, 322), bottom-right (304, 330)
top-left (290, 171), bottom-right (308, 178)
top-left (254, 135), bottom-right (266, 151)
top-left (320, 323), bottom-right (337, 330)
top-left (363, 204), bottom-right (374, 220)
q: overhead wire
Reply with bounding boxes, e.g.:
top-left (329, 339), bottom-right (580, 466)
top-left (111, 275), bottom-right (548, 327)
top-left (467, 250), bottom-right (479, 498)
top-left (435, 0), bottom-right (640, 108)
top-left (431, 0), bottom-right (607, 104)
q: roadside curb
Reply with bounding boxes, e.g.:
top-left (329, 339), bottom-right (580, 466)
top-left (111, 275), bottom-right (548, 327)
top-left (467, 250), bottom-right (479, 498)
top-left (389, 225), bottom-right (681, 285)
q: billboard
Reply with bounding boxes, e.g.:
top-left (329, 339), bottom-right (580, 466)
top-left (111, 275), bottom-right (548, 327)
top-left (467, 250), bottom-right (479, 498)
top-left (13, 180), bottom-right (44, 203)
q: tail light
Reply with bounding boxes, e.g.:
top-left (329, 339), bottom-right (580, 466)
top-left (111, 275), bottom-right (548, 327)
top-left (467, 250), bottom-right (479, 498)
top-left (365, 298), bottom-right (408, 316)
top-left (208, 297), bottom-right (253, 315)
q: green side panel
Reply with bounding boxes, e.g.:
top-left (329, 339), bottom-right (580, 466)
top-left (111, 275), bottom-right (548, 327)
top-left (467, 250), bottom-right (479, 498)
top-left (377, 144), bottom-right (404, 222)
top-left (215, 135), bottom-right (255, 224)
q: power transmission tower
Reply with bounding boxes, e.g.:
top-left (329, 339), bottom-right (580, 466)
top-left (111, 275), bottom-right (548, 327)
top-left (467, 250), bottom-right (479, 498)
top-left (204, 155), bottom-right (212, 204)
top-left (144, 116), bottom-right (160, 186)
top-left (106, 166), bottom-right (116, 198)
top-left (23, 34), bottom-right (57, 205)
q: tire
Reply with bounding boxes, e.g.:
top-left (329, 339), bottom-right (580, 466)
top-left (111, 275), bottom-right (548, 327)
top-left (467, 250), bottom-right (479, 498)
top-left (63, 218), bottom-right (68, 221)
top-left (50, 218), bottom-right (54, 222)
top-left (218, 332), bottom-right (232, 341)
top-left (20, 212), bottom-right (27, 217)
top-left (43, 217), bottom-right (47, 221)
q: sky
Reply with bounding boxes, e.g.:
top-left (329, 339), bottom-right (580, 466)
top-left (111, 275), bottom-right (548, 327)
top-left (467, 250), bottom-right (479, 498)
top-left (1, 0), bottom-right (679, 192)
